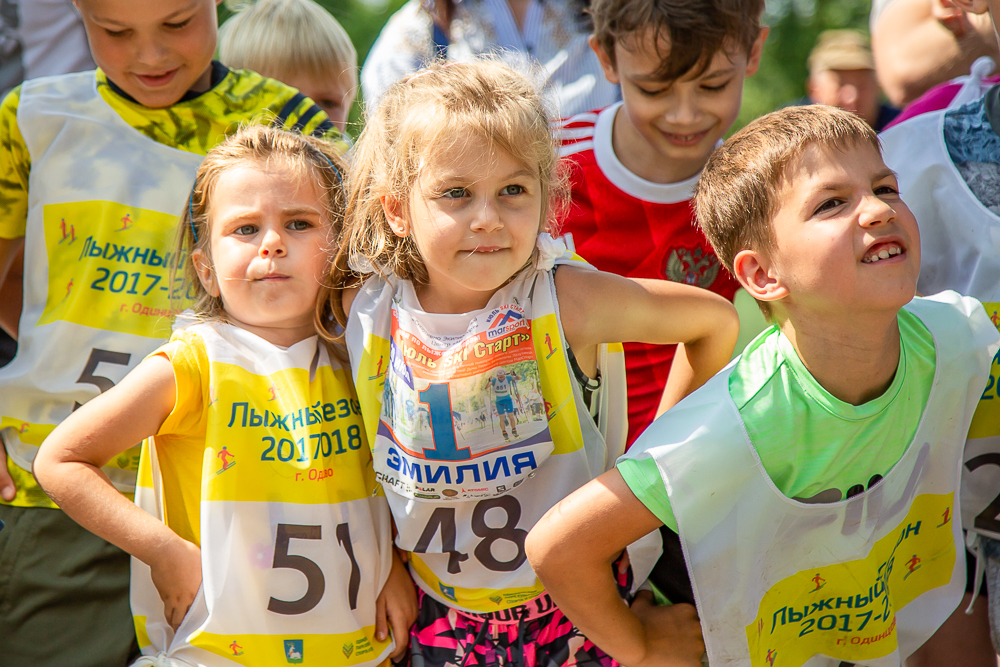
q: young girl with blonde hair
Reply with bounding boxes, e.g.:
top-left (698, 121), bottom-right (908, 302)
top-left (337, 60), bottom-right (738, 667)
top-left (35, 125), bottom-right (416, 667)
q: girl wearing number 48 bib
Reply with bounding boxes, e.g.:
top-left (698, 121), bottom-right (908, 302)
top-left (34, 125), bottom-right (418, 667)
top-left (331, 60), bottom-right (739, 667)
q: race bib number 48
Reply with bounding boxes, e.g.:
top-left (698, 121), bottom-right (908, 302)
top-left (375, 304), bottom-right (553, 500)
top-left (745, 493), bottom-right (956, 667)
top-left (39, 201), bottom-right (196, 338)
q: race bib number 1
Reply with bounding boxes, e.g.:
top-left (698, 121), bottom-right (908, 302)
top-left (375, 303), bottom-right (552, 500)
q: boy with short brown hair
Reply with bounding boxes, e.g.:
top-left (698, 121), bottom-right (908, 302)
top-left (556, 0), bottom-right (766, 448)
top-left (528, 105), bottom-right (999, 666)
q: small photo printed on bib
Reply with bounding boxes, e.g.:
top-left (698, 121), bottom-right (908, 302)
top-left (374, 303), bottom-right (553, 500)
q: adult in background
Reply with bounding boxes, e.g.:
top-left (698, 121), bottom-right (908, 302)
top-left (360, 0), bottom-right (619, 117)
top-left (803, 30), bottom-right (899, 131)
top-left (872, 0), bottom-right (997, 106)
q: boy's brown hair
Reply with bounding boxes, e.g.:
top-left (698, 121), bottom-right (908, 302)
top-left (694, 105), bottom-right (879, 315)
top-left (590, 0), bottom-right (765, 81)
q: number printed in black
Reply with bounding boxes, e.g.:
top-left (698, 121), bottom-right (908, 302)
top-left (414, 507), bottom-right (470, 574)
top-left (336, 523), bottom-right (361, 610)
top-left (73, 348), bottom-right (132, 410)
top-left (966, 453), bottom-right (1000, 535)
top-left (471, 496), bottom-right (528, 572)
top-left (415, 497), bottom-right (528, 574)
top-left (268, 524), bottom-right (325, 615)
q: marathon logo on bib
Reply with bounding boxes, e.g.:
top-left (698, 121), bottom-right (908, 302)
top-left (745, 492), bottom-right (956, 667)
top-left (38, 201), bottom-right (196, 338)
top-left (374, 305), bottom-right (553, 500)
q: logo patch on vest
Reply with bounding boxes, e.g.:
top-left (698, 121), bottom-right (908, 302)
top-left (284, 639), bottom-right (304, 663)
top-left (665, 246), bottom-right (720, 288)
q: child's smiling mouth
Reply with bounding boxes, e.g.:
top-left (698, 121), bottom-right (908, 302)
top-left (861, 241), bottom-right (904, 264)
top-left (134, 69), bottom-right (180, 88)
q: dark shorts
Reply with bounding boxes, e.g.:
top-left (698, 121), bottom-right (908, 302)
top-left (0, 504), bottom-right (139, 667)
top-left (495, 396), bottom-right (515, 415)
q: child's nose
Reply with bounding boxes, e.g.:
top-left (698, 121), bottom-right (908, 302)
top-left (471, 198), bottom-right (502, 232)
top-left (859, 193), bottom-right (895, 227)
top-left (259, 229), bottom-right (286, 257)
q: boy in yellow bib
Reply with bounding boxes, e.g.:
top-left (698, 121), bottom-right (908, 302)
top-left (527, 105), bottom-right (1000, 667)
top-left (0, 1), bottom-right (344, 664)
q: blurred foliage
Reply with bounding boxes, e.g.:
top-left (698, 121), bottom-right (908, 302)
top-left (221, 0), bottom-right (876, 135)
top-left (736, 0), bottom-right (873, 132)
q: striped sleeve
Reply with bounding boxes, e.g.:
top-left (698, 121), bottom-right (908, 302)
top-left (554, 111), bottom-right (599, 158)
top-left (0, 85), bottom-right (29, 239)
top-left (271, 92), bottom-right (347, 152)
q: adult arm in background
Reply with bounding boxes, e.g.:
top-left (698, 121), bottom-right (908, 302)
top-left (872, 0), bottom-right (997, 107)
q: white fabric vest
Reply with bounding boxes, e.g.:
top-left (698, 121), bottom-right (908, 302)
top-left (132, 322), bottom-right (393, 667)
top-left (345, 259), bottom-right (660, 613)
top-left (0, 71), bottom-right (203, 498)
top-left (880, 70), bottom-right (1000, 542)
top-left (634, 293), bottom-right (997, 667)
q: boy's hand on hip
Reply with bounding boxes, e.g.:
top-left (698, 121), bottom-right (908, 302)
top-left (631, 592), bottom-right (706, 667)
top-left (150, 537), bottom-right (202, 631)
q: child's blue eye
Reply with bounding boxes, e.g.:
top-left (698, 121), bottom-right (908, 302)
top-left (443, 188), bottom-right (467, 199)
top-left (236, 225), bottom-right (257, 235)
top-left (288, 220), bottom-right (311, 231)
top-left (501, 184), bottom-right (525, 196)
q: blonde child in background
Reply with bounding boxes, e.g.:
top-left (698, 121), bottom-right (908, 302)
top-left (336, 60), bottom-right (738, 667)
top-left (34, 125), bottom-right (416, 667)
top-left (218, 0), bottom-right (358, 132)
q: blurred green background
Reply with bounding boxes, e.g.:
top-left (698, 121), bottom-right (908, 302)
top-left (220, 0), bottom-right (875, 135)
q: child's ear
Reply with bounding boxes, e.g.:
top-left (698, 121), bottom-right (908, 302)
top-left (732, 248), bottom-right (788, 304)
top-left (191, 248), bottom-right (221, 298)
top-left (381, 196), bottom-right (410, 238)
top-left (745, 27), bottom-right (770, 77)
top-left (589, 35), bottom-right (621, 85)
top-left (948, 0), bottom-right (989, 14)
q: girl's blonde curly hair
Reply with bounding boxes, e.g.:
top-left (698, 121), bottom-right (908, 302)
top-left (331, 59), bottom-right (568, 326)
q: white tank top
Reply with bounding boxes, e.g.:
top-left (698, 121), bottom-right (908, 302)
top-left (634, 293), bottom-right (996, 666)
top-left (1, 72), bottom-right (203, 503)
top-left (880, 70), bottom-right (1000, 543)
top-left (346, 257), bottom-right (660, 613)
top-left (132, 322), bottom-right (394, 667)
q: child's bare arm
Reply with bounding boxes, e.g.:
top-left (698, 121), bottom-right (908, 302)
top-left (33, 354), bottom-right (201, 629)
top-left (526, 469), bottom-right (704, 667)
top-left (556, 267), bottom-right (738, 399)
top-left (375, 550), bottom-right (418, 659)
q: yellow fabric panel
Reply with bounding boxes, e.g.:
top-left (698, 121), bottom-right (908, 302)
top-left (150, 333), bottom-right (211, 546)
top-left (190, 626), bottom-right (391, 667)
top-left (0, 85), bottom-right (29, 239)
